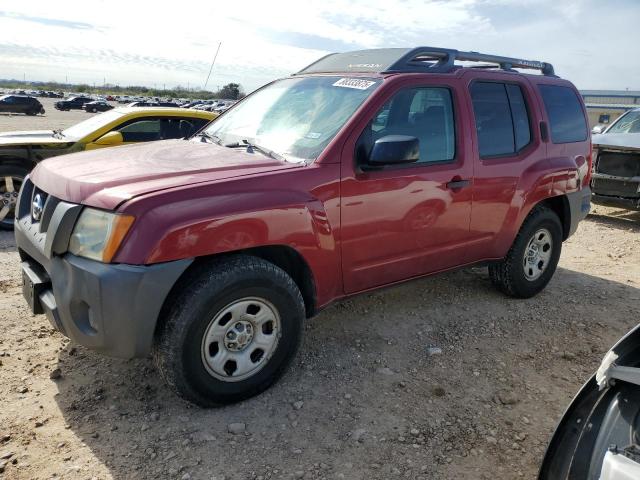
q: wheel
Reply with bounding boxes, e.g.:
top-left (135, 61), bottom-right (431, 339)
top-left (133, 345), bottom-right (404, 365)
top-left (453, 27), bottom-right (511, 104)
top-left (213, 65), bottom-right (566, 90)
top-left (153, 255), bottom-right (305, 407)
top-left (40, 108), bottom-right (45, 115)
top-left (0, 165), bottom-right (29, 231)
top-left (488, 205), bottom-right (562, 298)
top-left (25, 110), bottom-right (36, 116)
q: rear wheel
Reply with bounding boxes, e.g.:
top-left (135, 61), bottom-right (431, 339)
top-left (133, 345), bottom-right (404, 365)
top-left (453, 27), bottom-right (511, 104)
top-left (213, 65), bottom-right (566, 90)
top-left (153, 255), bottom-right (305, 407)
top-left (489, 205), bottom-right (562, 298)
top-left (0, 165), bottom-right (28, 231)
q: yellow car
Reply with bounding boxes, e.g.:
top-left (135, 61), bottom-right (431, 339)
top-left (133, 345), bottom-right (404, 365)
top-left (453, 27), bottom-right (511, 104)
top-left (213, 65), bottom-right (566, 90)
top-left (0, 107), bottom-right (216, 229)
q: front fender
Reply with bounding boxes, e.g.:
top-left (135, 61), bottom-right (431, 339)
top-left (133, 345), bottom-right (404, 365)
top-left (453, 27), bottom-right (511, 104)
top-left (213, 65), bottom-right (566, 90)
top-left (115, 165), bottom-right (342, 307)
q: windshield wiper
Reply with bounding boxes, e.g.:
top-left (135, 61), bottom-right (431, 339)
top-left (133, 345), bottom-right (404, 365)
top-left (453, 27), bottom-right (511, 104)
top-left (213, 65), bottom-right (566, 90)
top-left (225, 139), bottom-right (285, 162)
top-left (194, 131), bottom-right (221, 144)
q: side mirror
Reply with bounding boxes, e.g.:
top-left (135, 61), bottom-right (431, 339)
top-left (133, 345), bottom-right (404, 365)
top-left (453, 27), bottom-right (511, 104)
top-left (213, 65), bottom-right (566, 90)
top-left (368, 135), bottom-right (419, 166)
top-left (591, 125), bottom-right (606, 134)
top-left (94, 131), bottom-right (124, 146)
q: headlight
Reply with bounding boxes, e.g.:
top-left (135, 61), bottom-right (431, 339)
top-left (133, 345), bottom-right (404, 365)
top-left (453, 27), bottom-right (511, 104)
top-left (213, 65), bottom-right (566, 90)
top-left (68, 208), bottom-right (134, 262)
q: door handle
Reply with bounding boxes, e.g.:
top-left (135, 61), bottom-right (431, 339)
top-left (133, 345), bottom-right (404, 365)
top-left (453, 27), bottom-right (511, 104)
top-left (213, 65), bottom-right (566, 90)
top-left (446, 178), bottom-right (471, 190)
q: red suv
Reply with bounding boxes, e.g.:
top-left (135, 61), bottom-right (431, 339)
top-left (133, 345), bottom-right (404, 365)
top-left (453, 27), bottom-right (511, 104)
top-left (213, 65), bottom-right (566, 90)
top-left (15, 47), bottom-right (592, 406)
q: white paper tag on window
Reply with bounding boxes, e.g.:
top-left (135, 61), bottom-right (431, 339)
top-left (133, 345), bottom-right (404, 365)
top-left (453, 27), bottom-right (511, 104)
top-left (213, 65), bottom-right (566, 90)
top-left (332, 78), bottom-right (376, 90)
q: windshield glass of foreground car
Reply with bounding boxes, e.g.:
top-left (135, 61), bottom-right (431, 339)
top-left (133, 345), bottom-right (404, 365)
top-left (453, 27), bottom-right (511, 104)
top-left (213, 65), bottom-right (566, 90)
top-left (61, 110), bottom-right (124, 139)
top-left (201, 76), bottom-right (381, 162)
top-left (607, 110), bottom-right (640, 134)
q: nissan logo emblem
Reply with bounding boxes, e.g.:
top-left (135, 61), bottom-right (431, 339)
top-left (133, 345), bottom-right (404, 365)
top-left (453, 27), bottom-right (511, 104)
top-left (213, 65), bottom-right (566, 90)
top-left (32, 193), bottom-right (44, 222)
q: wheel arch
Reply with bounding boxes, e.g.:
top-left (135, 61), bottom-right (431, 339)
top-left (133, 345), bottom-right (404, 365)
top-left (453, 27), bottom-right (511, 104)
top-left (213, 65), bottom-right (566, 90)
top-left (538, 194), bottom-right (571, 240)
top-left (161, 246), bottom-right (317, 322)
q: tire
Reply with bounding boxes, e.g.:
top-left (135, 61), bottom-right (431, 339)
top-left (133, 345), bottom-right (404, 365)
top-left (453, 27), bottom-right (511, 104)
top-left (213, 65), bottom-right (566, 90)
top-left (25, 109), bottom-right (36, 116)
top-left (40, 108), bottom-right (45, 115)
top-left (153, 255), bottom-right (305, 407)
top-left (0, 165), bottom-right (29, 231)
top-left (488, 205), bottom-right (562, 298)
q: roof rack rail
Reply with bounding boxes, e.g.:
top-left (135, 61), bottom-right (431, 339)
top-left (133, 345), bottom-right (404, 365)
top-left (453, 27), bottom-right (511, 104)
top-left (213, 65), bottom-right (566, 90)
top-left (385, 47), bottom-right (555, 76)
top-left (295, 47), bottom-right (556, 77)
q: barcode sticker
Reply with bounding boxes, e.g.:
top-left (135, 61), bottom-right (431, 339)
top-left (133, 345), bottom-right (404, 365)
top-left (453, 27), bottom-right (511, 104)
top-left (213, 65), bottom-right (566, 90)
top-left (332, 78), bottom-right (376, 90)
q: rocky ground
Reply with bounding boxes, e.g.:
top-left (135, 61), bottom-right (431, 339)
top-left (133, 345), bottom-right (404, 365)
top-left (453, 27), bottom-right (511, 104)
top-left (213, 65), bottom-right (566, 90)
top-left (0, 205), bottom-right (638, 480)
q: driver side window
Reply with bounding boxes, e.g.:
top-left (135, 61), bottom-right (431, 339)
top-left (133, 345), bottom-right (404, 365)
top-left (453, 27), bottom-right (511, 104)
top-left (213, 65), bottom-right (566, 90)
top-left (357, 87), bottom-right (455, 166)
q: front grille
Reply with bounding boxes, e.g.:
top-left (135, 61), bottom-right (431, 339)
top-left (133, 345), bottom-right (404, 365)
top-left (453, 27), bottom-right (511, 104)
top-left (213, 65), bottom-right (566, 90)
top-left (592, 177), bottom-right (640, 197)
top-left (596, 151), bottom-right (640, 177)
top-left (17, 178), bottom-right (60, 234)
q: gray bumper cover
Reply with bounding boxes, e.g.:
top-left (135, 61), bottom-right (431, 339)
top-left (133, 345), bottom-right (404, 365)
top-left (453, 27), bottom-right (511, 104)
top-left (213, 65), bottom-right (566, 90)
top-left (566, 186), bottom-right (592, 238)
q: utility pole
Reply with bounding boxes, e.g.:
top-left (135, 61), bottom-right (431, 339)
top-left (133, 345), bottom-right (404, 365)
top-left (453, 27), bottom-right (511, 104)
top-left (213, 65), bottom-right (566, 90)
top-left (204, 42), bottom-right (222, 91)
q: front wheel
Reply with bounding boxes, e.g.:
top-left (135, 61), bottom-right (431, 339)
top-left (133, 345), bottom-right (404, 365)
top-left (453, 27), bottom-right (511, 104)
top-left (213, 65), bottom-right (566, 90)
top-left (489, 205), bottom-right (562, 298)
top-left (153, 255), bottom-right (305, 407)
top-left (0, 165), bottom-right (28, 230)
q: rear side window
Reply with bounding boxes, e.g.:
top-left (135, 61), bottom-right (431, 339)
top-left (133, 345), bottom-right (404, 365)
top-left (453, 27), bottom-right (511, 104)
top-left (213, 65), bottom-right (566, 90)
top-left (470, 82), bottom-right (531, 158)
top-left (538, 85), bottom-right (587, 143)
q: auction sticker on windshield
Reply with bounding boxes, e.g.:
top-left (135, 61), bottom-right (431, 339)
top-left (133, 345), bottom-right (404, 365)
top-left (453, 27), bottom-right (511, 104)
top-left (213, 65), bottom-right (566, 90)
top-left (332, 78), bottom-right (376, 90)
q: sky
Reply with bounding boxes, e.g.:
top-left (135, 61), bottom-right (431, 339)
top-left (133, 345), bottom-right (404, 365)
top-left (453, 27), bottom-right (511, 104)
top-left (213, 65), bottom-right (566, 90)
top-left (0, 0), bottom-right (638, 93)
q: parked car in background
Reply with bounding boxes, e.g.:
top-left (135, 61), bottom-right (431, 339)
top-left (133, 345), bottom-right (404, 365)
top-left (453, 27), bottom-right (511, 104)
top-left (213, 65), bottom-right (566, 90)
top-left (14, 47), bottom-right (592, 406)
top-left (83, 101), bottom-right (114, 113)
top-left (590, 108), bottom-right (640, 211)
top-left (0, 95), bottom-right (45, 115)
top-left (54, 96), bottom-right (94, 111)
top-left (128, 101), bottom-right (181, 108)
top-left (540, 323), bottom-right (640, 479)
top-left (0, 107), bottom-right (215, 229)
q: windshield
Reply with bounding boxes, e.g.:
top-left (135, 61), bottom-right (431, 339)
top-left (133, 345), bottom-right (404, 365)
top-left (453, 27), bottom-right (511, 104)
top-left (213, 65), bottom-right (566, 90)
top-left (62, 110), bottom-right (124, 139)
top-left (201, 76), bottom-right (381, 161)
top-left (607, 110), bottom-right (640, 134)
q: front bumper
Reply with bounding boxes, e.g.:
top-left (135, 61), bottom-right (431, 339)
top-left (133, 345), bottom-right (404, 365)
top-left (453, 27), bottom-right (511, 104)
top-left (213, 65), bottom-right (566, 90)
top-left (15, 177), bottom-right (192, 358)
top-left (591, 173), bottom-right (640, 211)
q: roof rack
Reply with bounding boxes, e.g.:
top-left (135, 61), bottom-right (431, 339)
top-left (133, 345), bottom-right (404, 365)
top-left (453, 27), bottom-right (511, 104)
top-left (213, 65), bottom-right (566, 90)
top-left (295, 47), bottom-right (556, 77)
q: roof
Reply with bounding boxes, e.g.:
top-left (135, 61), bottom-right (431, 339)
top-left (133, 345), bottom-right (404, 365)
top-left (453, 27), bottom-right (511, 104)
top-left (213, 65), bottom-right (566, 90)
top-left (581, 90), bottom-right (640, 97)
top-left (585, 103), bottom-right (639, 111)
top-left (295, 47), bottom-right (555, 77)
top-left (113, 107), bottom-right (216, 118)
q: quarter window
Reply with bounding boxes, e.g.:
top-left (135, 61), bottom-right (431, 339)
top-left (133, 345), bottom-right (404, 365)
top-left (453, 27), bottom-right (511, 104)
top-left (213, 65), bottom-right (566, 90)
top-left (470, 82), bottom-right (532, 158)
top-left (538, 85), bottom-right (588, 144)
top-left (357, 87), bottom-right (455, 165)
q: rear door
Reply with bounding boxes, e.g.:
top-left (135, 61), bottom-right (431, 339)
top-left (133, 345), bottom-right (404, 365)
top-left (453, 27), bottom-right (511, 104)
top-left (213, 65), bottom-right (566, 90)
top-left (340, 78), bottom-right (474, 293)
top-left (463, 73), bottom-right (547, 260)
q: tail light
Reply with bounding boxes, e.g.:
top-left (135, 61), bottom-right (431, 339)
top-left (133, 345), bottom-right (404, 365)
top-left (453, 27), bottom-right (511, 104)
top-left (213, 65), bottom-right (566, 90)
top-left (584, 141), bottom-right (594, 187)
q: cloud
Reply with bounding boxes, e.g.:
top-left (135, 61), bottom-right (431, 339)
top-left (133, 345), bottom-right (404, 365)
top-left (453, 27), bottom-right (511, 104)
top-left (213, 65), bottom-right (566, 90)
top-left (0, 10), bottom-right (97, 30)
top-left (0, 0), bottom-right (638, 91)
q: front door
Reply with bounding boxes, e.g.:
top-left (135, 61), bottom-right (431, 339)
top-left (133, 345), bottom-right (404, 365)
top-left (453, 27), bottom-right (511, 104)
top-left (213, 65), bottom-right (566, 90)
top-left (341, 81), bottom-right (473, 293)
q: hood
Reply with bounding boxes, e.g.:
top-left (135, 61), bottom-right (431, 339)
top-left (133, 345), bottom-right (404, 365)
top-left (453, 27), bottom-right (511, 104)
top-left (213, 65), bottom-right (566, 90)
top-left (0, 129), bottom-right (74, 146)
top-left (30, 140), bottom-right (302, 210)
top-left (593, 132), bottom-right (640, 151)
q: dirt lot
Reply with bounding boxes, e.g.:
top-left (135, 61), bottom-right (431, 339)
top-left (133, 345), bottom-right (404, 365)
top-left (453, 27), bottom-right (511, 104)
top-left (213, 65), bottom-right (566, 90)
top-left (0, 105), bottom-right (639, 479)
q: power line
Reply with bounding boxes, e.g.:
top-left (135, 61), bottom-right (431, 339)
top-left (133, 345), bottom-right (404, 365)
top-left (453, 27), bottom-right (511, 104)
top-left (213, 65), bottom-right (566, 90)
top-left (204, 42), bottom-right (222, 91)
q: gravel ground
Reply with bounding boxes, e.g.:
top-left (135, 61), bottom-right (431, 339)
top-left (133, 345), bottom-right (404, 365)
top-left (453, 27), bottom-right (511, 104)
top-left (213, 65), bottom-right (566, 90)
top-left (0, 106), bottom-right (639, 479)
